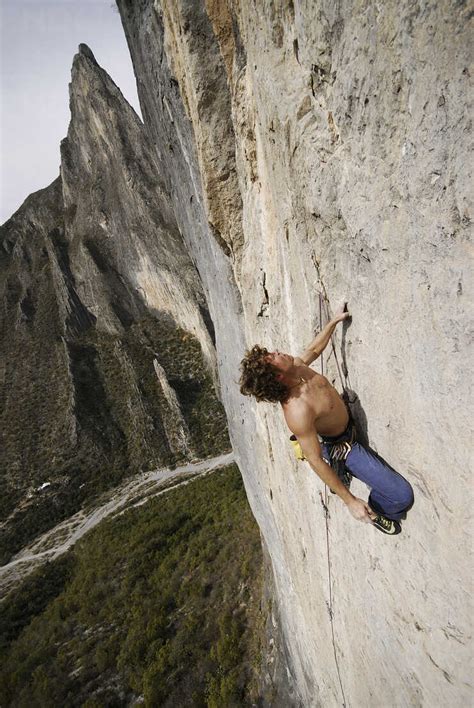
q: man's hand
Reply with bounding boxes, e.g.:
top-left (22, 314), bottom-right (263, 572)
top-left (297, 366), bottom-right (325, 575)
top-left (332, 301), bottom-right (351, 324)
top-left (346, 497), bottom-right (374, 523)
top-left (300, 301), bottom-right (351, 364)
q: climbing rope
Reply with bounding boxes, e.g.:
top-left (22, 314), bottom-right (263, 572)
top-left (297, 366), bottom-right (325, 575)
top-left (319, 288), bottom-right (348, 392)
top-left (318, 290), bottom-right (347, 708)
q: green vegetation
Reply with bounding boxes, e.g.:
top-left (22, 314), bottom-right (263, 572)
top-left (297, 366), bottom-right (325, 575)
top-left (0, 464), bottom-right (265, 706)
top-left (0, 556), bottom-right (75, 653)
top-left (1, 312), bottom-right (230, 563)
top-left (116, 472), bottom-right (200, 512)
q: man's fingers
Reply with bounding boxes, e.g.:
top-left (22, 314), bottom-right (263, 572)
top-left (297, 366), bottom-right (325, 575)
top-left (349, 498), bottom-right (375, 523)
top-left (359, 508), bottom-right (372, 523)
top-left (361, 505), bottom-right (372, 522)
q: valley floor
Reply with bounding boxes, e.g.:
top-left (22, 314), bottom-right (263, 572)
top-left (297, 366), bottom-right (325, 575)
top-left (0, 452), bottom-right (234, 599)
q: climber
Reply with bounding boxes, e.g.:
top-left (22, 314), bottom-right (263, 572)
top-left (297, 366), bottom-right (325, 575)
top-left (239, 303), bottom-right (414, 535)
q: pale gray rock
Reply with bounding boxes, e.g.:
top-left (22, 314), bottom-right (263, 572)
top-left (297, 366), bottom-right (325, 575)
top-left (118, 0), bottom-right (473, 705)
top-left (61, 44), bottom-right (215, 368)
top-left (153, 357), bottom-right (193, 457)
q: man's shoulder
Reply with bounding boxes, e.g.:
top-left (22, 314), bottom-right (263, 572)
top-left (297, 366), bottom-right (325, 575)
top-left (282, 397), bottom-right (316, 435)
top-left (294, 357), bottom-right (319, 379)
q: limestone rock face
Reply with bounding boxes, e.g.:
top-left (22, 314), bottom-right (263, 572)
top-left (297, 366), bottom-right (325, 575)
top-left (118, 1), bottom-right (472, 705)
top-left (0, 45), bottom-right (229, 564)
top-left (61, 44), bottom-right (215, 367)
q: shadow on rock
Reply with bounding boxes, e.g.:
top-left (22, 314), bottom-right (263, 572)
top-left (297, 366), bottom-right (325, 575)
top-left (342, 388), bottom-right (370, 448)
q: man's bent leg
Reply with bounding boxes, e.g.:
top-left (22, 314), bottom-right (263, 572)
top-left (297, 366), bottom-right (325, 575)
top-left (344, 443), bottom-right (414, 520)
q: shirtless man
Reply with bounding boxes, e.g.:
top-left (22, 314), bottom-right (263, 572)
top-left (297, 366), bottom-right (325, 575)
top-left (239, 304), bottom-right (414, 535)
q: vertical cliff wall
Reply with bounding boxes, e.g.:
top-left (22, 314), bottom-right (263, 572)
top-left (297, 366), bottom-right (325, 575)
top-left (118, 2), bottom-right (472, 705)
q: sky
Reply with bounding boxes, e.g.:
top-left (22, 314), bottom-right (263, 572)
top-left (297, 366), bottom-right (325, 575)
top-left (0, 0), bottom-right (141, 224)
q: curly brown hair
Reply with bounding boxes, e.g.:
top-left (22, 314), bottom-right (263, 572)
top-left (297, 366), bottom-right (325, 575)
top-left (239, 345), bottom-right (290, 403)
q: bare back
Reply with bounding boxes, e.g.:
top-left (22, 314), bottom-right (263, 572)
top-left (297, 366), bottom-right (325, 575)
top-left (282, 361), bottom-right (349, 437)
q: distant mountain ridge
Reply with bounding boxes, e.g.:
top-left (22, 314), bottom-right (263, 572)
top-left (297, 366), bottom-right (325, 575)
top-left (0, 45), bottom-right (229, 564)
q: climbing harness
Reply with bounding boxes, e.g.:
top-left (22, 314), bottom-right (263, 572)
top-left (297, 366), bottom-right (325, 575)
top-left (289, 416), bottom-right (355, 490)
top-left (327, 438), bottom-right (353, 463)
top-left (320, 417), bottom-right (357, 490)
top-left (289, 431), bottom-right (353, 486)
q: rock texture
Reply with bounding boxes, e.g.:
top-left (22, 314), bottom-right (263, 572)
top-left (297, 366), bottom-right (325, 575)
top-left (0, 45), bottom-right (229, 563)
top-left (118, 1), bottom-right (472, 705)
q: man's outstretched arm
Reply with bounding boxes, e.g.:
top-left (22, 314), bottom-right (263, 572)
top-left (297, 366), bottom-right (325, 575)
top-left (299, 303), bottom-right (350, 366)
top-left (294, 427), bottom-right (373, 523)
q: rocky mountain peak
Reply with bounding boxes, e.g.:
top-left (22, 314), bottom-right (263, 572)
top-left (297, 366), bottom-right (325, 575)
top-left (0, 39), bottom-right (226, 569)
top-left (77, 42), bottom-right (98, 65)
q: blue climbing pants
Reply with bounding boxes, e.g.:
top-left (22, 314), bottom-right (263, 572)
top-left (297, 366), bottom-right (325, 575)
top-left (322, 422), bottom-right (414, 521)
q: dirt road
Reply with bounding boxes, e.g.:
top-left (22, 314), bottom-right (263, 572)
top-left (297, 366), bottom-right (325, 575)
top-left (0, 452), bottom-right (234, 598)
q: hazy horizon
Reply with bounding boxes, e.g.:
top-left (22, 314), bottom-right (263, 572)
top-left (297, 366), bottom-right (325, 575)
top-left (0, 0), bottom-right (141, 224)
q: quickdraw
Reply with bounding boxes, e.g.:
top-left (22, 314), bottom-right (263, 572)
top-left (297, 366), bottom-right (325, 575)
top-left (329, 440), bottom-right (352, 462)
